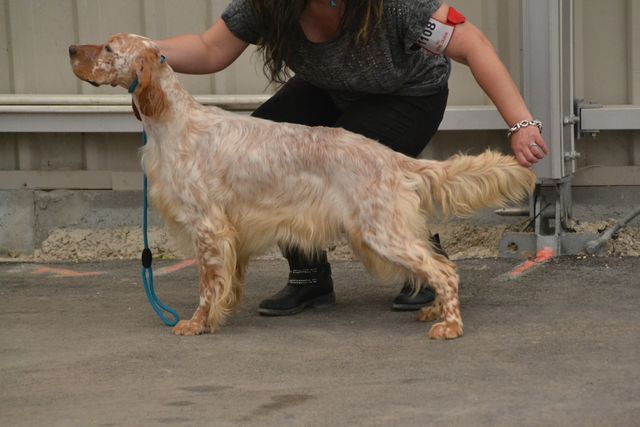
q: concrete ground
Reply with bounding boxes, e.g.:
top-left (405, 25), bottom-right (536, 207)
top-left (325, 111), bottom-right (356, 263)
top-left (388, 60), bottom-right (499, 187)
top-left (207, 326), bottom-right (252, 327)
top-left (1, 256), bottom-right (639, 427)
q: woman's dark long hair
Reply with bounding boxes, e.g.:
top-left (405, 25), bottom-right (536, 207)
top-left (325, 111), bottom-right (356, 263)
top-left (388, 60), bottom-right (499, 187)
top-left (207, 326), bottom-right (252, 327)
top-left (251, 0), bottom-right (384, 83)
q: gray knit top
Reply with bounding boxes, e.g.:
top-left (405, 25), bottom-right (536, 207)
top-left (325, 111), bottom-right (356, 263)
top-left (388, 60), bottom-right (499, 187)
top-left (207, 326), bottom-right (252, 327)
top-left (222, 0), bottom-right (450, 109)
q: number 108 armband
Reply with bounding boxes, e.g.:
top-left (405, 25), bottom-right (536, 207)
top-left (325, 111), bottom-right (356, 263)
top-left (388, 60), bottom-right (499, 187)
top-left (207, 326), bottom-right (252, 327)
top-left (415, 6), bottom-right (466, 55)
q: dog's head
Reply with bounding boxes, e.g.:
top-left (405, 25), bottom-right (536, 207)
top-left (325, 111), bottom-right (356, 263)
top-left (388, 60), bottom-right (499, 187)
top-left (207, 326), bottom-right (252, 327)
top-left (69, 33), bottom-right (167, 118)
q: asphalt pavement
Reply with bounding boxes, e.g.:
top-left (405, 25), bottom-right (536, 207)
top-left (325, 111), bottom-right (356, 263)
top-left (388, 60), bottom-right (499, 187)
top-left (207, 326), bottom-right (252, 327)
top-left (1, 256), bottom-right (639, 426)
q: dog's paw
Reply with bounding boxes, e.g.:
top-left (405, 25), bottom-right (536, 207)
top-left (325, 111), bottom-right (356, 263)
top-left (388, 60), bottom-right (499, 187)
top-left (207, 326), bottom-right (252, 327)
top-left (416, 305), bottom-right (441, 322)
top-left (172, 319), bottom-right (207, 336)
top-left (427, 321), bottom-right (463, 340)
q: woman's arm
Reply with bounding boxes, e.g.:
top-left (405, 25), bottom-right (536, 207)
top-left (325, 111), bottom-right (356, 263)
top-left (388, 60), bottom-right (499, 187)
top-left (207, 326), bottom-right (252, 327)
top-left (155, 19), bottom-right (249, 75)
top-left (433, 4), bottom-right (549, 168)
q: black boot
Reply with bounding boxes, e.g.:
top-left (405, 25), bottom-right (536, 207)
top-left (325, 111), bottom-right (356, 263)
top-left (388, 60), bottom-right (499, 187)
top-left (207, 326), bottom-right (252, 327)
top-left (392, 234), bottom-right (447, 311)
top-left (258, 247), bottom-right (335, 316)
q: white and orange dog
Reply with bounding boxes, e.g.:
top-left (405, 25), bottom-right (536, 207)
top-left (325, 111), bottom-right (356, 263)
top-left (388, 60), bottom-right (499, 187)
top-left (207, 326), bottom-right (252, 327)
top-left (70, 34), bottom-right (535, 339)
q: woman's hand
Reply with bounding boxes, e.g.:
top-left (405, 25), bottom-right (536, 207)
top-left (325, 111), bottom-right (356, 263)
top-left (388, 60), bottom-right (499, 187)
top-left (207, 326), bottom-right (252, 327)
top-left (510, 126), bottom-right (549, 168)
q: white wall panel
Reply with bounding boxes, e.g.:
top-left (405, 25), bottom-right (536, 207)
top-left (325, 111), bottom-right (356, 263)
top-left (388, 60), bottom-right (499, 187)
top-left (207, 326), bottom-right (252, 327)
top-left (580, 0), bottom-right (629, 104)
top-left (447, 0), bottom-right (491, 105)
top-left (0, 1), bottom-right (13, 93)
top-left (8, 0), bottom-right (77, 93)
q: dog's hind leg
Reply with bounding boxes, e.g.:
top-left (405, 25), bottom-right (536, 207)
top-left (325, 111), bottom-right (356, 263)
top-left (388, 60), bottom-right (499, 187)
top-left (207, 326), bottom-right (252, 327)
top-left (406, 255), bottom-right (462, 339)
top-left (355, 225), bottom-right (463, 340)
top-left (172, 217), bottom-right (238, 336)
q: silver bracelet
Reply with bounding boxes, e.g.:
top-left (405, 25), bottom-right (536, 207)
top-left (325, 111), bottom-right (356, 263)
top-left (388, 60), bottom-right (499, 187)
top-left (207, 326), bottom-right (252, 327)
top-left (507, 119), bottom-right (543, 138)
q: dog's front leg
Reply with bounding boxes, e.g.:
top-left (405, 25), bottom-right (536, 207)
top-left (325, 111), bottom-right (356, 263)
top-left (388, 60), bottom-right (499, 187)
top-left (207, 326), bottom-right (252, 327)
top-left (172, 219), bottom-right (238, 336)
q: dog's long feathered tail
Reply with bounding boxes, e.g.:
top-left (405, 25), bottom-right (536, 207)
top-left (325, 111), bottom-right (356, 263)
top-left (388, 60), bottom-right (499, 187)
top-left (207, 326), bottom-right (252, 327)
top-left (409, 150), bottom-right (536, 218)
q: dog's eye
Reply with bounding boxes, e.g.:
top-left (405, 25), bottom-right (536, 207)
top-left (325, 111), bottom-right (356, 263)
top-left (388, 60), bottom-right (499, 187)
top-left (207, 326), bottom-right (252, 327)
top-left (105, 45), bottom-right (113, 53)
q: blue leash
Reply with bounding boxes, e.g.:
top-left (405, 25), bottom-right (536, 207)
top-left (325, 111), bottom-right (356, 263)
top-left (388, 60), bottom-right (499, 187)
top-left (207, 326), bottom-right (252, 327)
top-left (130, 55), bottom-right (179, 327)
top-left (139, 131), bottom-right (180, 327)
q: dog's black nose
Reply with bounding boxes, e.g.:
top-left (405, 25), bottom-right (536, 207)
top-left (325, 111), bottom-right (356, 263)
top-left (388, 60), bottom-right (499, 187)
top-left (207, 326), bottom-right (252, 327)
top-left (68, 45), bottom-right (77, 57)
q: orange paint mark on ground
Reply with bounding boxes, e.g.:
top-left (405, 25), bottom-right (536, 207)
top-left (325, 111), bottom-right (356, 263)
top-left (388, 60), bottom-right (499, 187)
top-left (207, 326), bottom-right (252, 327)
top-left (155, 259), bottom-right (196, 276)
top-left (508, 247), bottom-right (556, 279)
top-left (32, 266), bottom-right (103, 278)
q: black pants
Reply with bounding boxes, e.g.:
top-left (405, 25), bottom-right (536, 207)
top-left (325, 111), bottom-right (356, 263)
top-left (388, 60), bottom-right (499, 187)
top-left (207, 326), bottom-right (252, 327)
top-left (252, 76), bottom-right (448, 157)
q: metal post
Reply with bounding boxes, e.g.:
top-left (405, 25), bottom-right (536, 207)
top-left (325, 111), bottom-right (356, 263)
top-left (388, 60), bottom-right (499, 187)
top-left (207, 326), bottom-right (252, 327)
top-left (500, 0), bottom-right (599, 258)
top-left (521, 0), bottom-right (575, 180)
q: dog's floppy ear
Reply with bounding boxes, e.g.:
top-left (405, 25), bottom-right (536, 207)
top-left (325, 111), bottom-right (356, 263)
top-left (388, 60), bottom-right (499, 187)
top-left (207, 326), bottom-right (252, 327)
top-left (135, 50), bottom-right (168, 119)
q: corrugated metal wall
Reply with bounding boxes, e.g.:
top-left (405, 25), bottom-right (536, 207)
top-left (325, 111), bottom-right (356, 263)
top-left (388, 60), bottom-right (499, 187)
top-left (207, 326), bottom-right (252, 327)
top-left (0, 0), bottom-right (639, 187)
top-left (0, 0), bottom-right (269, 95)
top-left (573, 0), bottom-right (640, 175)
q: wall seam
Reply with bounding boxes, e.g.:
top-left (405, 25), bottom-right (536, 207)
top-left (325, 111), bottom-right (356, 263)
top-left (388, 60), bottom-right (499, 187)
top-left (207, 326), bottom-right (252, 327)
top-left (628, 0), bottom-right (640, 165)
top-left (4, 0), bottom-right (15, 93)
